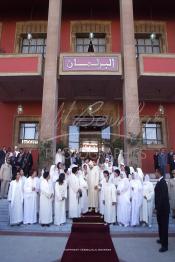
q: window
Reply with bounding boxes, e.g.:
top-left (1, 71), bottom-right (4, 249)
top-left (21, 34), bottom-right (46, 55)
top-left (135, 34), bottom-right (161, 55)
top-left (142, 122), bottom-right (163, 145)
top-left (19, 122), bottom-right (39, 145)
top-left (76, 33), bottom-right (106, 53)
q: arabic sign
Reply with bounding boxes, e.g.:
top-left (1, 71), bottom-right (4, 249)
top-left (61, 55), bottom-right (120, 74)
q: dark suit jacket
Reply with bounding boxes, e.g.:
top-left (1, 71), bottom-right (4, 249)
top-left (155, 178), bottom-right (170, 214)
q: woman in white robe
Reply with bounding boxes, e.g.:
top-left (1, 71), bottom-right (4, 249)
top-left (8, 172), bottom-right (23, 225)
top-left (55, 148), bottom-right (63, 165)
top-left (102, 171), bottom-right (117, 224)
top-left (54, 173), bottom-right (67, 225)
top-left (130, 172), bottom-right (143, 226)
top-left (68, 166), bottom-right (81, 218)
top-left (79, 166), bottom-right (88, 214)
top-left (39, 171), bottom-right (54, 226)
top-left (117, 173), bottom-right (131, 227)
top-left (23, 170), bottom-right (39, 224)
top-left (19, 168), bottom-right (26, 192)
top-left (98, 164), bottom-right (106, 215)
top-left (140, 174), bottom-right (154, 227)
top-left (50, 163), bottom-right (64, 187)
top-left (168, 170), bottom-right (175, 218)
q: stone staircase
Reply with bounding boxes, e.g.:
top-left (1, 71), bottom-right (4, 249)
top-left (0, 199), bottom-right (9, 227)
top-left (0, 198), bottom-right (174, 234)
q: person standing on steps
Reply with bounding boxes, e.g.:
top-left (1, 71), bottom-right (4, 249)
top-left (155, 170), bottom-right (170, 252)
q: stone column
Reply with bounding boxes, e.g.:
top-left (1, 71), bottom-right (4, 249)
top-left (40, 0), bottom-right (62, 167)
top-left (119, 0), bottom-right (141, 167)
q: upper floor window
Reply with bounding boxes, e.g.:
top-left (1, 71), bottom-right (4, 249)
top-left (21, 34), bottom-right (46, 55)
top-left (19, 122), bottom-right (39, 145)
top-left (76, 33), bottom-right (106, 53)
top-left (135, 33), bottom-right (161, 55)
top-left (142, 122), bottom-right (163, 145)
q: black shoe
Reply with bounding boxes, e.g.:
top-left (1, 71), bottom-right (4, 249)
top-left (159, 247), bottom-right (168, 252)
top-left (156, 239), bottom-right (161, 244)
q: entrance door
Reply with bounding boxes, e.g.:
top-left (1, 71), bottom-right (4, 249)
top-left (70, 116), bottom-right (111, 153)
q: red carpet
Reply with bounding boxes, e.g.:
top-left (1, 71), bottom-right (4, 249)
top-left (60, 212), bottom-right (119, 262)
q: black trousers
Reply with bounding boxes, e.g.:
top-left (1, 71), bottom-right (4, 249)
top-left (157, 211), bottom-right (169, 248)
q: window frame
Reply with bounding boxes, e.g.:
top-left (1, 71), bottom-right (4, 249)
top-left (75, 33), bottom-right (106, 53)
top-left (19, 122), bottom-right (39, 145)
top-left (140, 116), bottom-right (167, 149)
top-left (135, 33), bottom-right (162, 56)
top-left (142, 122), bottom-right (163, 145)
top-left (14, 116), bottom-right (40, 148)
top-left (20, 33), bottom-right (47, 56)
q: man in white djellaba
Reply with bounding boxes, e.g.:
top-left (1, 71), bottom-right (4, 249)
top-left (98, 164), bottom-right (106, 216)
top-left (54, 173), bottom-right (67, 225)
top-left (39, 171), bottom-right (54, 226)
top-left (130, 172), bottom-right (143, 226)
top-left (78, 164), bottom-right (88, 214)
top-left (117, 171), bottom-right (131, 227)
top-left (68, 166), bottom-right (81, 218)
top-left (102, 170), bottom-right (117, 224)
top-left (140, 174), bottom-right (154, 227)
top-left (87, 161), bottom-right (100, 212)
top-left (23, 170), bottom-right (39, 224)
top-left (8, 171), bottom-right (23, 225)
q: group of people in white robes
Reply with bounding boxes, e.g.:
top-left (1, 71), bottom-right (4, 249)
top-left (7, 158), bottom-right (155, 228)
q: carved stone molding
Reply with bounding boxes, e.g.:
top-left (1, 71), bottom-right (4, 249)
top-left (134, 21), bottom-right (167, 52)
top-left (70, 21), bottom-right (111, 52)
top-left (14, 21), bottom-right (47, 53)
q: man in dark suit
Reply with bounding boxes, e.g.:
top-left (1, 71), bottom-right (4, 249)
top-left (155, 170), bottom-right (170, 252)
top-left (158, 148), bottom-right (167, 178)
top-left (0, 146), bottom-right (6, 168)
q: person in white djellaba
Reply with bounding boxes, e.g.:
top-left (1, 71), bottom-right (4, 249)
top-left (168, 170), bottom-right (175, 219)
top-left (55, 148), bottom-right (64, 165)
top-left (78, 164), bottom-right (88, 214)
top-left (68, 166), bottom-right (81, 218)
top-left (118, 150), bottom-right (124, 167)
top-left (98, 164), bottom-right (106, 216)
top-left (19, 168), bottom-right (26, 191)
top-left (54, 173), bottom-right (67, 226)
top-left (23, 170), bottom-right (39, 224)
top-left (39, 171), bottom-right (54, 227)
top-left (50, 162), bottom-right (64, 187)
top-left (102, 170), bottom-right (117, 224)
top-left (8, 171), bottom-right (23, 225)
top-left (87, 161), bottom-right (100, 212)
top-left (140, 174), bottom-right (154, 227)
top-left (130, 172), bottom-right (143, 226)
top-left (117, 171), bottom-right (131, 227)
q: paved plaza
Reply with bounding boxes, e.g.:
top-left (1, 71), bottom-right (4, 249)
top-left (0, 199), bottom-right (175, 262)
top-left (0, 235), bottom-right (175, 262)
